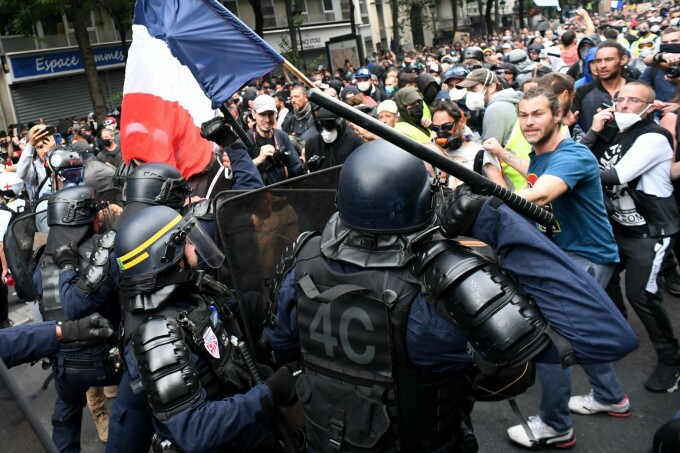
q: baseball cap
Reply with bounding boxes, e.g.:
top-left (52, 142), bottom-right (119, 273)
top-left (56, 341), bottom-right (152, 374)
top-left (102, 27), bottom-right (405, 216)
top-left (377, 100), bottom-right (398, 115)
top-left (456, 68), bottom-right (499, 88)
top-left (252, 94), bottom-right (277, 114)
top-left (341, 86), bottom-right (360, 101)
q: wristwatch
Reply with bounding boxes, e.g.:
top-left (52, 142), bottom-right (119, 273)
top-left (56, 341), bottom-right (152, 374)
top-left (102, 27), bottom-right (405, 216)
top-left (61, 264), bottom-right (77, 272)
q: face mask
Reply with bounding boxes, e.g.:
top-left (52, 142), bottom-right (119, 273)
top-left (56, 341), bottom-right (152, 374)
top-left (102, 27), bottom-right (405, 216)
top-left (321, 128), bottom-right (338, 143)
top-left (614, 104), bottom-right (651, 132)
top-left (449, 87), bottom-right (467, 101)
top-left (660, 43), bottom-right (680, 53)
top-left (465, 91), bottom-right (486, 111)
top-left (385, 86), bottom-right (395, 94)
top-left (651, 25), bottom-right (661, 34)
top-left (640, 48), bottom-right (653, 58)
top-left (357, 81), bottom-right (371, 92)
top-left (102, 139), bottom-right (112, 146)
top-left (638, 28), bottom-right (649, 34)
top-left (433, 76), bottom-right (441, 85)
top-left (407, 104), bottom-right (424, 122)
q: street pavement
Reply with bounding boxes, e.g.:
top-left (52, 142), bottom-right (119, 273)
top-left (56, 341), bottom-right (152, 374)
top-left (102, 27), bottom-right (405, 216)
top-left (4, 279), bottom-right (680, 452)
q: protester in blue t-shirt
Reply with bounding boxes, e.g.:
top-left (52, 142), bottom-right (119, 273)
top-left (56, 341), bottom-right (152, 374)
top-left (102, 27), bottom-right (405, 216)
top-left (484, 87), bottom-right (628, 450)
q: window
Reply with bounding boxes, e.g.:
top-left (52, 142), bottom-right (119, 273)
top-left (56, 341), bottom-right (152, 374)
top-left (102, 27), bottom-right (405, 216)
top-left (341, 0), bottom-right (351, 20)
top-left (360, 0), bottom-right (369, 25)
top-left (322, 0), bottom-right (335, 21)
top-left (261, 0), bottom-right (277, 28)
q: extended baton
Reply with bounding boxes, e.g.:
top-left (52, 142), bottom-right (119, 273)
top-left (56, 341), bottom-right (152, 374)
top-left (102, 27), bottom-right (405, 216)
top-left (307, 88), bottom-right (556, 228)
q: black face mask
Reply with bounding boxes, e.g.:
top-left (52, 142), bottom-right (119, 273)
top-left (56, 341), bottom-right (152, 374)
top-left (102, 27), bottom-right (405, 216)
top-left (660, 43), bottom-right (680, 54)
top-left (102, 139), bottom-right (113, 147)
top-left (407, 104), bottom-right (424, 123)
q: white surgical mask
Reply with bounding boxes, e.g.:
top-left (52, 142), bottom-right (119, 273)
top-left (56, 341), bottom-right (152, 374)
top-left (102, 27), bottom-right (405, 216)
top-left (614, 104), bottom-right (651, 132)
top-left (465, 90), bottom-right (486, 111)
top-left (640, 48), bottom-right (653, 58)
top-left (449, 87), bottom-right (467, 101)
top-left (433, 76), bottom-right (441, 85)
top-left (321, 128), bottom-right (338, 143)
top-left (357, 81), bottom-right (371, 92)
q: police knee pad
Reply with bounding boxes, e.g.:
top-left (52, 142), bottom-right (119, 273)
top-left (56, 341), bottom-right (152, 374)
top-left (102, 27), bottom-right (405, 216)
top-left (413, 240), bottom-right (551, 368)
top-left (131, 315), bottom-right (202, 421)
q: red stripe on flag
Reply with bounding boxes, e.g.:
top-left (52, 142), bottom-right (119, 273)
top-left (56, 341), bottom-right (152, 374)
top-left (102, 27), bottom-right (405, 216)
top-left (121, 92), bottom-right (213, 179)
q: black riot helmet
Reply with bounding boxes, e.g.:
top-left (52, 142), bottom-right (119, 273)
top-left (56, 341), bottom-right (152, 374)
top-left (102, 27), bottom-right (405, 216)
top-left (463, 46), bottom-right (484, 62)
top-left (115, 205), bottom-right (224, 280)
top-left (337, 141), bottom-right (434, 233)
top-left (122, 162), bottom-right (191, 209)
top-left (47, 146), bottom-right (85, 187)
top-left (47, 186), bottom-right (98, 226)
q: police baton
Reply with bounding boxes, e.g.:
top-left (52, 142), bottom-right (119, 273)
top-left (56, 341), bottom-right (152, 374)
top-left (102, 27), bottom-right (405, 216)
top-left (307, 88), bottom-right (556, 229)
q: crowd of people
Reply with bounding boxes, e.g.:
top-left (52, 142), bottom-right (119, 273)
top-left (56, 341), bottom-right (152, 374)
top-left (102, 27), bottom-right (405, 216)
top-left (2, 1), bottom-right (680, 452)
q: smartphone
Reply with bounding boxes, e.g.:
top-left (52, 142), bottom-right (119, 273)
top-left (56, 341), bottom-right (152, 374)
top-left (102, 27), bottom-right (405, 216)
top-left (53, 133), bottom-right (63, 144)
top-left (44, 124), bottom-right (56, 135)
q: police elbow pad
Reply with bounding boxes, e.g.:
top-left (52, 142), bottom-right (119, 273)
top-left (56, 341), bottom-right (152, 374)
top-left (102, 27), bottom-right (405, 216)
top-left (77, 231), bottom-right (115, 294)
top-left (413, 241), bottom-right (551, 368)
top-left (132, 315), bottom-right (202, 421)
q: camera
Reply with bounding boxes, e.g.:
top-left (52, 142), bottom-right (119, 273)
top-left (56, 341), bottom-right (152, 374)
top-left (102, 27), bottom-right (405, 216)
top-left (269, 147), bottom-right (290, 166)
top-left (666, 66), bottom-right (680, 79)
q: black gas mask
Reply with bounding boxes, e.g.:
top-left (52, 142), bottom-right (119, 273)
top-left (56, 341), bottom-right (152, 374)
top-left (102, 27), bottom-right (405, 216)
top-left (432, 122), bottom-right (463, 150)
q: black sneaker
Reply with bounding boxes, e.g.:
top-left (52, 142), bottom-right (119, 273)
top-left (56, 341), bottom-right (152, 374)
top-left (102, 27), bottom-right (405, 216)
top-left (645, 363), bottom-right (680, 393)
top-left (662, 272), bottom-right (680, 296)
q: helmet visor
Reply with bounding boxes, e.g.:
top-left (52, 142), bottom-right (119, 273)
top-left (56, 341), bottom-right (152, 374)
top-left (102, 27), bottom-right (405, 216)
top-left (60, 167), bottom-right (85, 186)
top-left (182, 216), bottom-right (224, 269)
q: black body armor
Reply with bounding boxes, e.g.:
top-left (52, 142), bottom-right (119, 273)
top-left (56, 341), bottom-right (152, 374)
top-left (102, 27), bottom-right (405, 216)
top-left (38, 238), bottom-right (94, 322)
top-left (125, 284), bottom-right (250, 421)
top-left (294, 235), bottom-right (468, 452)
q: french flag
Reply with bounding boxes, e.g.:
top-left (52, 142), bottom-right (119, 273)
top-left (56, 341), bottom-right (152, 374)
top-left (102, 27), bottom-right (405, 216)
top-left (610, 0), bottom-right (623, 9)
top-left (121, 0), bottom-right (284, 178)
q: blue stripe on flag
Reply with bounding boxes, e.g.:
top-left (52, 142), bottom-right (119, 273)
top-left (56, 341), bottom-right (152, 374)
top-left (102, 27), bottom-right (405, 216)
top-left (134, 0), bottom-right (284, 109)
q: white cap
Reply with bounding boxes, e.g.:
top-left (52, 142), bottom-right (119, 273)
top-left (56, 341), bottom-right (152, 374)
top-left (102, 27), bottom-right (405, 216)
top-left (252, 94), bottom-right (277, 114)
top-left (377, 100), bottom-right (398, 115)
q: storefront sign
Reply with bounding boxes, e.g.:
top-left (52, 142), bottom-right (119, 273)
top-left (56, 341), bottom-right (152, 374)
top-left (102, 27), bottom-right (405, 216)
top-left (7, 44), bottom-right (126, 83)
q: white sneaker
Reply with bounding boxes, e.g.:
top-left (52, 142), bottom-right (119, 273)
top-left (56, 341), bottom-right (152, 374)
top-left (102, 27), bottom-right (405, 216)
top-left (507, 415), bottom-right (575, 449)
top-left (569, 390), bottom-right (631, 417)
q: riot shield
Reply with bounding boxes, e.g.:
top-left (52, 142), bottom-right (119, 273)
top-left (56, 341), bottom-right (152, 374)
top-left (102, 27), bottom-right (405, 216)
top-left (0, 358), bottom-right (57, 452)
top-left (4, 212), bottom-right (45, 302)
top-left (213, 167), bottom-right (341, 336)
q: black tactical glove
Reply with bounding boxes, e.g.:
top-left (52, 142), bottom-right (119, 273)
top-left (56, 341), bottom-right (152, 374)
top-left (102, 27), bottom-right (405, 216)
top-left (264, 366), bottom-right (297, 406)
top-left (438, 184), bottom-right (489, 238)
top-left (53, 242), bottom-right (79, 270)
top-left (306, 155), bottom-right (325, 172)
top-left (201, 117), bottom-right (238, 148)
top-left (60, 313), bottom-right (115, 343)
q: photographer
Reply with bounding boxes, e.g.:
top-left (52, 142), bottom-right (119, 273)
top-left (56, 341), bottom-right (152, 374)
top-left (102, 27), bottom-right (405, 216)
top-left (245, 94), bottom-right (303, 186)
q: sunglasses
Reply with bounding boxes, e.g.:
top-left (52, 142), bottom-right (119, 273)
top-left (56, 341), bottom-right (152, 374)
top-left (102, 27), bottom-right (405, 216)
top-left (495, 70), bottom-right (513, 75)
top-left (431, 122), bottom-right (456, 133)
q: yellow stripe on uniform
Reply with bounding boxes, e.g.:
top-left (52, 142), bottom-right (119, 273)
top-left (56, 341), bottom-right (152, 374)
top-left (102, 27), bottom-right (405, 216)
top-left (119, 252), bottom-right (150, 270)
top-left (118, 214), bottom-right (183, 266)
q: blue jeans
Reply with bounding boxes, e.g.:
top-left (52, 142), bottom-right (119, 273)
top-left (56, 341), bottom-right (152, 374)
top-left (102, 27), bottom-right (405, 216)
top-left (538, 254), bottom-right (624, 432)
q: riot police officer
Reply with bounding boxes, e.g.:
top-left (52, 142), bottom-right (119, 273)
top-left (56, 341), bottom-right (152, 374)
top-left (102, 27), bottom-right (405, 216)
top-left (55, 162), bottom-right (192, 453)
top-left (114, 205), bottom-right (295, 452)
top-left (265, 141), bottom-right (637, 452)
top-left (36, 186), bottom-right (121, 452)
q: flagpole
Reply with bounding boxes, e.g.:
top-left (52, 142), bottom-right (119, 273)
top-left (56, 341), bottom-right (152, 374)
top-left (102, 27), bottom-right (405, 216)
top-left (283, 59), bottom-right (316, 88)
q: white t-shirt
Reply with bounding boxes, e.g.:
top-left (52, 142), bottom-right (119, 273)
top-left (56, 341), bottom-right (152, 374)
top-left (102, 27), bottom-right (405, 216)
top-left (446, 142), bottom-right (502, 189)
